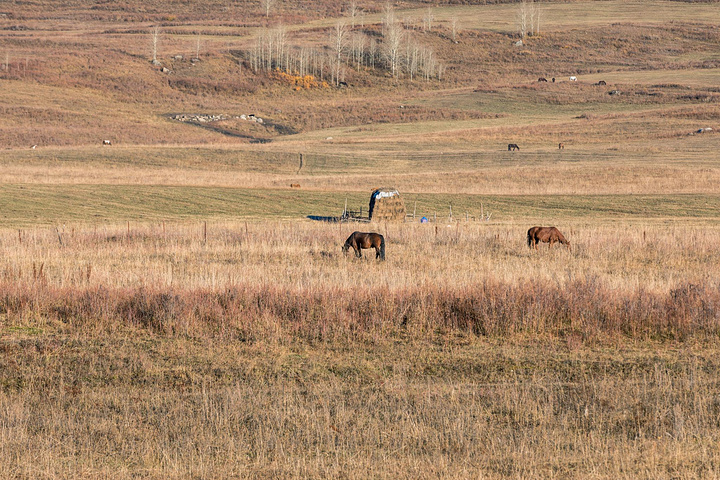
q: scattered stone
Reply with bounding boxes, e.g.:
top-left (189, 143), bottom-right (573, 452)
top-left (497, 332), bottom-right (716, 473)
top-left (171, 113), bottom-right (266, 124)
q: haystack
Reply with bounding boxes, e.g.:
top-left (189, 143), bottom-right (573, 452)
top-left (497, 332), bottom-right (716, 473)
top-left (369, 188), bottom-right (405, 222)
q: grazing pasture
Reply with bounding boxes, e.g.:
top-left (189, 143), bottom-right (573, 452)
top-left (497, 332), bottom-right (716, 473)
top-left (2, 0), bottom-right (720, 478)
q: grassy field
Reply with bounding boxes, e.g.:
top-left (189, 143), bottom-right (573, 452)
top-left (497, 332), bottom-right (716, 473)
top-left (2, 220), bottom-right (720, 478)
top-left (2, 0), bottom-right (720, 478)
top-left (3, 185), bottom-right (720, 226)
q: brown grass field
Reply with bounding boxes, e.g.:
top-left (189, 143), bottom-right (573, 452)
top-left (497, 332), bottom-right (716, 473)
top-left (2, 1), bottom-right (720, 478)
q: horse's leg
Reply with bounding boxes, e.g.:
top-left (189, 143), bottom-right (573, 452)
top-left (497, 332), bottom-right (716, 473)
top-left (355, 246), bottom-right (362, 258)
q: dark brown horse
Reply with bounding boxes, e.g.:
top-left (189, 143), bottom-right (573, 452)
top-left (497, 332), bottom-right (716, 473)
top-left (508, 143), bottom-right (520, 151)
top-left (342, 231), bottom-right (385, 260)
top-left (527, 226), bottom-right (571, 250)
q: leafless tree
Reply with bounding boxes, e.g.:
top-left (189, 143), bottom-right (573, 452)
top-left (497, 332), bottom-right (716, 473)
top-left (383, 18), bottom-right (403, 78)
top-left (516, 1), bottom-right (529, 39)
top-left (193, 34), bottom-right (201, 61)
top-left (346, 0), bottom-right (362, 27)
top-left (351, 33), bottom-right (366, 69)
top-left (260, 0), bottom-right (274, 18)
top-left (331, 20), bottom-right (349, 85)
top-left (150, 26), bottom-right (161, 64)
top-left (250, 25), bottom-right (287, 72)
top-left (381, 2), bottom-right (395, 37)
top-left (450, 17), bottom-right (459, 43)
top-left (406, 42), bottom-right (419, 80)
top-left (532, 2), bottom-right (542, 36)
top-left (423, 7), bottom-right (434, 32)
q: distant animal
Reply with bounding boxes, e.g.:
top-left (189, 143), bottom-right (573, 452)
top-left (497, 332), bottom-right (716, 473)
top-left (552, 77), bottom-right (555, 83)
top-left (558, 142), bottom-right (565, 149)
top-left (508, 143), bottom-right (520, 151)
top-left (342, 231), bottom-right (385, 260)
top-left (596, 80), bottom-right (606, 86)
top-left (290, 183), bottom-right (300, 188)
top-left (527, 226), bottom-right (571, 251)
top-left (102, 140), bottom-right (111, 145)
top-left (538, 77), bottom-right (548, 82)
top-left (569, 76), bottom-right (577, 82)
top-left (31, 145), bottom-right (37, 149)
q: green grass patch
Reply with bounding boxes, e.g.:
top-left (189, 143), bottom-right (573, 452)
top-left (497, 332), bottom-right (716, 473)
top-left (3, 184), bottom-right (720, 226)
top-left (4, 326), bottom-right (44, 336)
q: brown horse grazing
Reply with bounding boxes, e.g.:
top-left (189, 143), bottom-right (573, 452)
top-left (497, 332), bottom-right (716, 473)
top-left (342, 231), bottom-right (385, 260)
top-left (558, 142), bottom-right (565, 149)
top-left (508, 143), bottom-right (520, 151)
top-left (527, 226), bottom-right (571, 251)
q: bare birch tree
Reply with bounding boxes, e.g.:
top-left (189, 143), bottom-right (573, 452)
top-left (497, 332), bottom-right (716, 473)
top-left (532, 2), bottom-right (541, 36)
top-left (383, 19), bottom-right (403, 78)
top-left (423, 7), bottom-right (434, 32)
top-left (331, 20), bottom-right (349, 85)
top-left (150, 26), bottom-right (161, 64)
top-left (450, 17), bottom-right (459, 43)
top-left (193, 34), bottom-right (201, 61)
top-left (516, 1), bottom-right (529, 39)
top-left (346, 0), bottom-right (361, 27)
top-left (381, 2), bottom-right (395, 37)
top-left (260, 0), bottom-right (274, 18)
top-left (351, 33), bottom-right (366, 69)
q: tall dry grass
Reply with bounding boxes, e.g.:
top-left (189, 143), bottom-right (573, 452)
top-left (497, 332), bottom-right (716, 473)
top-left (2, 224), bottom-right (720, 479)
top-left (2, 220), bottom-right (719, 342)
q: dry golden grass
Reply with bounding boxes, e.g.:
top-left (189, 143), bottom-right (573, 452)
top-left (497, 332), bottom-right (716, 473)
top-left (3, 331), bottom-right (720, 479)
top-left (3, 1), bottom-right (720, 477)
top-left (0, 220), bottom-right (718, 293)
top-left (2, 220), bottom-right (720, 478)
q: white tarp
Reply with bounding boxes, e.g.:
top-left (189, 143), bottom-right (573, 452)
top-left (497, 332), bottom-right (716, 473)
top-left (373, 190), bottom-right (399, 200)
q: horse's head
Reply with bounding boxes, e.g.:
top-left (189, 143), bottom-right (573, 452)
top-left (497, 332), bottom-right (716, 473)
top-left (341, 242), bottom-right (350, 254)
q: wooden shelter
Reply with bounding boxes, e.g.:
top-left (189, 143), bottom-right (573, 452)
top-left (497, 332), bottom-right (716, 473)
top-left (368, 188), bottom-right (405, 222)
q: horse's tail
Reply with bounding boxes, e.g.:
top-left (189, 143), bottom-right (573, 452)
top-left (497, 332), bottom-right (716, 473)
top-left (380, 234), bottom-right (385, 260)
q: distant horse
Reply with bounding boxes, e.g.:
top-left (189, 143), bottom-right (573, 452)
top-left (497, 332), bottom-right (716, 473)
top-left (290, 183), bottom-right (300, 188)
top-left (508, 143), bottom-right (520, 151)
top-left (527, 226), bottom-right (571, 250)
top-left (538, 77), bottom-right (548, 82)
top-left (342, 231), bottom-right (385, 260)
top-left (558, 142), bottom-right (565, 149)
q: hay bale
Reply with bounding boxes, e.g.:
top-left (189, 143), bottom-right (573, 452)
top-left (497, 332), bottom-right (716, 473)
top-left (369, 188), bottom-right (405, 222)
